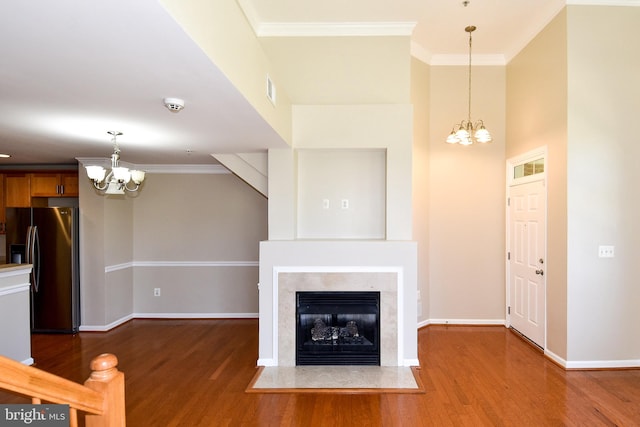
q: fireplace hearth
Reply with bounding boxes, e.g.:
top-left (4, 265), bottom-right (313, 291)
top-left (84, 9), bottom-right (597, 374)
top-left (296, 291), bottom-right (380, 365)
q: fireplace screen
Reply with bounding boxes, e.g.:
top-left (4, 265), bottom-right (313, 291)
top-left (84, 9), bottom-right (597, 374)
top-left (296, 291), bottom-right (380, 365)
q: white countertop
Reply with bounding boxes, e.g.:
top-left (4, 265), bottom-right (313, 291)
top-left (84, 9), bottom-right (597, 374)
top-left (0, 264), bottom-right (33, 277)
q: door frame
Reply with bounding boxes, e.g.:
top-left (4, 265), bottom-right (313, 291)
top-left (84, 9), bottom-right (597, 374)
top-left (505, 146), bottom-right (548, 348)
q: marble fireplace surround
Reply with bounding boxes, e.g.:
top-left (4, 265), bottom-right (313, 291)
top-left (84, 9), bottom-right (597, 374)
top-left (277, 270), bottom-right (400, 366)
top-left (258, 241), bottom-right (418, 367)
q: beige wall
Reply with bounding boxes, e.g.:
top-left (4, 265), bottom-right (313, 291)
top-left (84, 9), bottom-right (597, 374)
top-left (565, 5), bottom-right (640, 363)
top-left (79, 171), bottom-right (267, 329)
top-left (411, 56), bottom-right (430, 321)
top-left (80, 2), bottom-right (640, 366)
top-left (427, 65), bottom-right (506, 323)
top-left (131, 173), bottom-right (265, 316)
top-left (507, 5), bottom-right (640, 366)
top-left (133, 174), bottom-right (265, 261)
top-left (290, 104), bottom-right (413, 240)
top-left (507, 10), bottom-right (568, 359)
top-left (79, 166), bottom-right (109, 327)
top-left (259, 36), bottom-right (411, 104)
top-left (159, 0), bottom-right (292, 145)
top-left (103, 195), bottom-right (134, 324)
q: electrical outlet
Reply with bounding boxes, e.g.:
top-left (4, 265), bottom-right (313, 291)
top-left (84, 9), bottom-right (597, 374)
top-left (598, 245), bottom-right (615, 258)
top-left (154, 288), bottom-right (161, 297)
top-left (322, 199), bottom-right (330, 209)
top-left (341, 199), bottom-right (349, 209)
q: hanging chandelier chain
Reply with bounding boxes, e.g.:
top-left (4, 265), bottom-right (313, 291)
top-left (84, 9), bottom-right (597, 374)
top-left (108, 131), bottom-right (122, 156)
top-left (467, 27), bottom-right (473, 125)
top-left (445, 25), bottom-right (492, 145)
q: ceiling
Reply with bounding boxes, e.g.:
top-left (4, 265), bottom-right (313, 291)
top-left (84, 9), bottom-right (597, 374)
top-left (0, 0), bottom-right (610, 167)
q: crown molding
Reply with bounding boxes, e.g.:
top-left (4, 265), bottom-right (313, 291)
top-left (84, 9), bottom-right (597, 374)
top-left (429, 54), bottom-right (506, 66)
top-left (567, 0), bottom-right (640, 5)
top-left (142, 164), bottom-right (230, 174)
top-left (255, 21), bottom-right (416, 38)
top-left (237, 0), bottom-right (416, 38)
top-left (410, 41), bottom-right (432, 64)
top-left (76, 158), bottom-right (230, 175)
top-left (502, 0), bottom-right (640, 62)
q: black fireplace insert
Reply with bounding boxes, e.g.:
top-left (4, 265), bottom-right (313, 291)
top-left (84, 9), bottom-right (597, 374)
top-left (296, 291), bottom-right (380, 365)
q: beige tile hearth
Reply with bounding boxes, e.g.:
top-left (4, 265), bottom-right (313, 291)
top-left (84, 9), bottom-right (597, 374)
top-left (247, 366), bottom-right (424, 394)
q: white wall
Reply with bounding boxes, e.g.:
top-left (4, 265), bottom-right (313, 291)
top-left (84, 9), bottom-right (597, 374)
top-left (0, 267), bottom-right (32, 364)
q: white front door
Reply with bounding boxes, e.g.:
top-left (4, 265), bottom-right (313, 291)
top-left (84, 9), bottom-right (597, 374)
top-left (508, 179), bottom-right (546, 347)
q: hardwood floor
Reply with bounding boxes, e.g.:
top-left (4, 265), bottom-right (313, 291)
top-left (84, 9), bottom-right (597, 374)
top-left (2, 319), bottom-right (639, 426)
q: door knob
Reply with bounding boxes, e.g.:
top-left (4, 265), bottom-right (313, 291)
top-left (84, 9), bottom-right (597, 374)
top-left (535, 269), bottom-right (544, 276)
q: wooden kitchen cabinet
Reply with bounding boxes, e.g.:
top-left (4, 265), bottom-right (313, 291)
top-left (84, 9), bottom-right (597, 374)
top-left (30, 173), bottom-right (79, 197)
top-left (0, 174), bottom-right (4, 233)
top-left (4, 174), bottom-right (31, 207)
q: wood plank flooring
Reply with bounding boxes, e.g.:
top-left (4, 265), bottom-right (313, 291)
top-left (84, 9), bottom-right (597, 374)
top-left (1, 319), bottom-right (639, 426)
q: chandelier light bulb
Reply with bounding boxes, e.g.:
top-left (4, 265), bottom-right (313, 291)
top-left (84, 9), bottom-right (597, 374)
top-left (86, 165), bottom-right (106, 182)
top-left (474, 126), bottom-right (492, 143)
top-left (459, 136), bottom-right (473, 146)
top-left (455, 126), bottom-right (470, 140)
top-left (446, 130), bottom-right (460, 144)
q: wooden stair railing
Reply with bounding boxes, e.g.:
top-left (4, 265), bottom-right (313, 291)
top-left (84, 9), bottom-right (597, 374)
top-left (0, 353), bottom-right (125, 427)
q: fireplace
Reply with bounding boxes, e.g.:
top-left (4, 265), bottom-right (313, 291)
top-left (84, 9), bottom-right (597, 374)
top-left (259, 240), bottom-right (419, 367)
top-left (296, 291), bottom-right (380, 365)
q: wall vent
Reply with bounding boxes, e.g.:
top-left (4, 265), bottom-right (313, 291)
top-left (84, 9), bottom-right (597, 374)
top-left (266, 75), bottom-right (276, 105)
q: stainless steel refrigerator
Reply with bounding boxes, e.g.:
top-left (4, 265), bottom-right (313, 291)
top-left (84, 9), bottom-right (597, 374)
top-left (5, 207), bottom-right (80, 333)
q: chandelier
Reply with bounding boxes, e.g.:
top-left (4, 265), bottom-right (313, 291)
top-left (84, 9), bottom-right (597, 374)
top-left (85, 131), bottom-right (146, 195)
top-left (446, 25), bottom-right (492, 145)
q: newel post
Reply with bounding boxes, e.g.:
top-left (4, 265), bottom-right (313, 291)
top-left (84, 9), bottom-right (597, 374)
top-left (84, 353), bottom-right (126, 427)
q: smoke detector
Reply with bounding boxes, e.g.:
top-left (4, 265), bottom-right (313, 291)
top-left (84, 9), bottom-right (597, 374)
top-left (163, 97), bottom-right (185, 113)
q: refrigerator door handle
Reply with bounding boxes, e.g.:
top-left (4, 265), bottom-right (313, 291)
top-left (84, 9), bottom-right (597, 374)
top-left (28, 226), bottom-right (41, 293)
top-left (33, 226), bottom-right (40, 293)
top-left (25, 226), bottom-right (33, 263)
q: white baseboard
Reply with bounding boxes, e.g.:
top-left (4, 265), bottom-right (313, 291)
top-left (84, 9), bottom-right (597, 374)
top-left (417, 319), bottom-right (430, 329)
top-left (132, 312), bottom-right (258, 319)
top-left (22, 357), bottom-right (34, 365)
top-left (403, 358), bottom-right (420, 367)
top-left (80, 314), bottom-right (133, 332)
top-left (79, 313), bottom-right (258, 332)
top-left (544, 348), bottom-right (566, 367)
top-left (546, 348), bottom-right (640, 369)
top-left (257, 358), bottom-right (276, 367)
top-left (425, 318), bottom-right (507, 326)
top-left (566, 358), bottom-right (640, 369)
